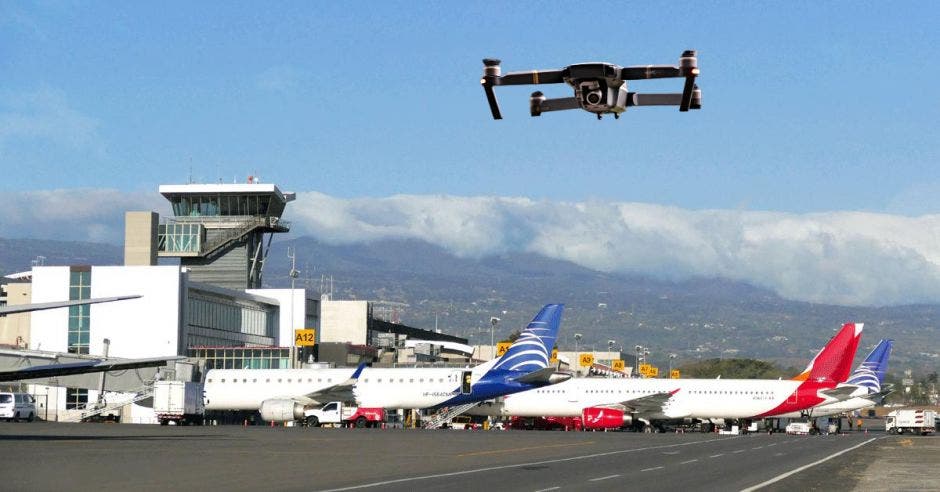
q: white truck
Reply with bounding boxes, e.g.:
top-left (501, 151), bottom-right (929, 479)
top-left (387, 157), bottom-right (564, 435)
top-left (154, 381), bottom-right (204, 426)
top-left (303, 401), bottom-right (385, 428)
top-left (885, 409), bottom-right (937, 435)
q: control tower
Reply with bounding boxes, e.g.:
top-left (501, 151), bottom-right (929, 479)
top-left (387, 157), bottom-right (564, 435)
top-left (157, 181), bottom-right (295, 289)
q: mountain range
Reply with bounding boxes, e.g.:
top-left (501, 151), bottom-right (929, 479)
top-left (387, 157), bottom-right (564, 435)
top-left (2, 236), bottom-right (937, 374)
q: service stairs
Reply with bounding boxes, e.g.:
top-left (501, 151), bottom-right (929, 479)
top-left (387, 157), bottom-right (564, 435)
top-left (61, 385), bottom-right (155, 423)
top-left (421, 402), bottom-right (479, 429)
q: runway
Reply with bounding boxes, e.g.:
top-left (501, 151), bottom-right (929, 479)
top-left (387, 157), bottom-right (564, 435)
top-left (0, 423), bottom-right (930, 492)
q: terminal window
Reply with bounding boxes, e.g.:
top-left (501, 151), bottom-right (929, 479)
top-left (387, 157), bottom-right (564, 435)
top-left (68, 269), bottom-right (91, 354)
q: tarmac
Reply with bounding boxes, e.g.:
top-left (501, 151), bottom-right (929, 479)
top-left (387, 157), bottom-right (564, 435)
top-left (0, 422), bottom-right (936, 491)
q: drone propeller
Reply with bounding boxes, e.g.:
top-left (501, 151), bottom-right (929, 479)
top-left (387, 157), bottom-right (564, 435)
top-left (481, 59), bottom-right (566, 120)
top-left (678, 50), bottom-right (699, 112)
top-left (481, 59), bottom-right (503, 119)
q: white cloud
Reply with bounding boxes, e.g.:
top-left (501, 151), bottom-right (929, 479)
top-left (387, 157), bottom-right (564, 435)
top-left (290, 192), bottom-right (940, 307)
top-left (6, 188), bottom-right (940, 306)
top-left (0, 189), bottom-right (167, 243)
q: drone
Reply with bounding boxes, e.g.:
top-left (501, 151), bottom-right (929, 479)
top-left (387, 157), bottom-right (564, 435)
top-left (480, 50), bottom-right (701, 120)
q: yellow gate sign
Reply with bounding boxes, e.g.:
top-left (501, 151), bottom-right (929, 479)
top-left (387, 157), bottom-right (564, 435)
top-left (648, 366), bottom-right (659, 377)
top-left (294, 329), bottom-right (316, 347)
top-left (496, 342), bottom-right (512, 357)
top-left (579, 353), bottom-right (595, 367)
top-left (670, 369), bottom-right (681, 379)
top-left (550, 348), bottom-right (558, 364)
top-left (612, 360), bottom-right (625, 371)
top-left (639, 363), bottom-right (652, 376)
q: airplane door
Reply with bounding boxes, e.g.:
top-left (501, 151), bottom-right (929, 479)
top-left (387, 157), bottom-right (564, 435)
top-left (461, 371), bottom-right (472, 394)
top-left (787, 391), bottom-right (798, 405)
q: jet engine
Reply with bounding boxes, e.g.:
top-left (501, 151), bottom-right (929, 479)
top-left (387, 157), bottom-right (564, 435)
top-left (581, 407), bottom-right (633, 430)
top-left (259, 399), bottom-right (305, 422)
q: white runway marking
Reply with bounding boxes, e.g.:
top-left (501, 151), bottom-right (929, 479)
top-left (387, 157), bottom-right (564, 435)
top-left (589, 474), bottom-right (621, 482)
top-left (740, 437), bottom-right (878, 492)
top-left (641, 466), bottom-right (664, 472)
top-left (534, 487), bottom-right (560, 492)
top-left (751, 446), bottom-right (765, 450)
top-left (317, 438), bottom-right (731, 491)
top-left (680, 459), bottom-right (699, 465)
top-left (709, 453), bottom-right (725, 458)
top-left (733, 449), bottom-right (745, 453)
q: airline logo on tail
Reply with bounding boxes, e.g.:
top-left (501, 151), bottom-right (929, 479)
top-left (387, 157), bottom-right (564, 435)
top-left (845, 339), bottom-right (893, 393)
top-left (791, 323), bottom-right (864, 383)
top-left (489, 303), bottom-right (563, 373)
top-left (757, 322), bottom-right (863, 418)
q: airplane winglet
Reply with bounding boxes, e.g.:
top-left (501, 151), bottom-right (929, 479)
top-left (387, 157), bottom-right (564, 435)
top-left (350, 362), bottom-right (367, 379)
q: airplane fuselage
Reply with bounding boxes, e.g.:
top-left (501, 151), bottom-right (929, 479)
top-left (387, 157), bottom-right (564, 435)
top-left (498, 377), bottom-right (834, 420)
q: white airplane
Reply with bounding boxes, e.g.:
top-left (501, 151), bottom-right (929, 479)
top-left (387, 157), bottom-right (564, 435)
top-left (773, 338), bottom-right (893, 419)
top-left (0, 295), bottom-right (184, 381)
top-left (203, 304), bottom-right (569, 423)
top-left (477, 322), bottom-right (864, 431)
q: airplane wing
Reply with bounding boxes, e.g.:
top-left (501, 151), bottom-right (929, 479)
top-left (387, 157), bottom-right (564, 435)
top-left (0, 355), bottom-right (183, 382)
top-left (0, 295), bottom-right (142, 316)
top-left (291, 363), bottom-right (367, 405)
top-left (511, 366), bottom-right (572, 385)
top-left (601, 390), bottom-right (679, 415)
top-left (818, 385), bottom-right (863, 402)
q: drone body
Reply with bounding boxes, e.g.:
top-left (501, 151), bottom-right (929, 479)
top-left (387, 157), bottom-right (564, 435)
top-left (481, 51), bottom-right (701, 120)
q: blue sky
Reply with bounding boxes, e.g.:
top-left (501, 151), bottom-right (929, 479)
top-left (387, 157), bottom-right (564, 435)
top-left (3, 2), bottom-right (940, 306)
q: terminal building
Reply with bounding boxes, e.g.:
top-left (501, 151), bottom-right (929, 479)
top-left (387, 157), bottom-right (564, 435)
top-left (0, 181), bottom-right (469, 423)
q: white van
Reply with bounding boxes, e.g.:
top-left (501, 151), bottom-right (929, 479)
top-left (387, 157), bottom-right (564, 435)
top-left (0, 392), bottom-right (38, 422)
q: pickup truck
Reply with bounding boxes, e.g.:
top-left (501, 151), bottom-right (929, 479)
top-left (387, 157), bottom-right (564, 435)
top-left (303, 401), bottom-right (385, 428)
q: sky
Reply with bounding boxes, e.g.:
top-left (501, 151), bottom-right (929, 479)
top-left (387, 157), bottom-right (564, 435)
top-left (2, 1), bottom-right (940, 306)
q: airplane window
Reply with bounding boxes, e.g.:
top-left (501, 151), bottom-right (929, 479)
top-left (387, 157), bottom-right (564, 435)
top-left (439, 378), bottom-right (443, 383)
top-left (232, 380), bottom-right (237, 384)
top-left (266, 379), bottom-right (270, 383)
top-left (287, 379), bottom-right (292, 383)
top-left (328, 379), bottom-right (332, 382)
top-left (318, 379), bottom-right (322, 383)
top-left (252, 379), bottom-right (257, 383)
top-left (208, 379), bottom-right (213, 383)
top-left (399, 379), bottom-right (404, 383)
top-left (419, 379), bottom-right (424, 383)
top-left (242, 379), bottom-right (247, 383)
top-left (409, 379), bottom-right (414, 383)
top-left (364, 379), bottom-right (369, 383)
top-left (221, 379), bottom-right (225, 383)
top-left (278, 379), bottom-right (282, 383)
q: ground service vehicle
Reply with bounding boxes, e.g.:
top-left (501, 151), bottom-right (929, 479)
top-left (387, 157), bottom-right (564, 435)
top-left (0, 392), bottom-right (37, 422)
top-left (885, 409), bottom-right (937, 435)
top-left (154, 381), bottom-right (204, 425)
top-left (303, 401), bottom-right (385, 428)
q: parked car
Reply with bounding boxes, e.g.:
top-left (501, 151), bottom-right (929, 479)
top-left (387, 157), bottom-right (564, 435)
top-left (0, 392), bottom-right (37, 422)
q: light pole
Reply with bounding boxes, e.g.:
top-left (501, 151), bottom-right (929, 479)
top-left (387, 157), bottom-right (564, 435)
top-left (634, 345), bottom-right (642, 378)
top-left (669, 353), bottom-right (677, 376)
top-left (489, 317), bottom-right (500, 359)
top-left (607, 340), bottom-right (616, 377)
top-left (574, 333), bottom-right (583, 353)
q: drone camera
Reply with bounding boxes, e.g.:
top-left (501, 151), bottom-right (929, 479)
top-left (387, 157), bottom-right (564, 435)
top-left (578, 80), bottom-right (606, 108)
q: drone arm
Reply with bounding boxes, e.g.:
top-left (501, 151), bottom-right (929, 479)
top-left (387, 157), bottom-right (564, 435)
top-left (620, 65), bottom-right (683, 80)
top-left (628, 88), bottom-right (701, 109)
top-left (497, 69), bottom-right (565, 86)
top-left (530, 94), bottom-right (580, 117)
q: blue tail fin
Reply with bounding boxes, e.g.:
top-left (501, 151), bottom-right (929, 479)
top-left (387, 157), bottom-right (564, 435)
top-left (845, 339), bottom-right (893, 392)
top-left (488, 304), bottom-right (563, 373)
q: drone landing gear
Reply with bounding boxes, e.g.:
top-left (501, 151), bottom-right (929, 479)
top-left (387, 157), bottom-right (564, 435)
top-left (614, 113), bottom-right (620, 119)
top-left (596, 114), bottom-right (602, 120)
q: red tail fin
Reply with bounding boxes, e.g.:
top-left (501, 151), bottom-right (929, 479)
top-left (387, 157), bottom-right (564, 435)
top-left (799, 323), bottom-right (864, 384)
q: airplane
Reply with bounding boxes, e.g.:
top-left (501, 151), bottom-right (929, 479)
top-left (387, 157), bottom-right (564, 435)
top-left (480, 50), bottom-right (701, 120)
top-left (773, 338), bottom-right (893, 419)
top-left (472, 322), bottom-right (864, 432)
top-left (203, 304), bottom-right (569, 423)
top-left (0, 295), bottom-right (183, 381)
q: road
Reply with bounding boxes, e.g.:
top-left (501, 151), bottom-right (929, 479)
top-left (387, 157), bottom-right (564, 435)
top-left (0, 423), bottom-right (931, 492)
